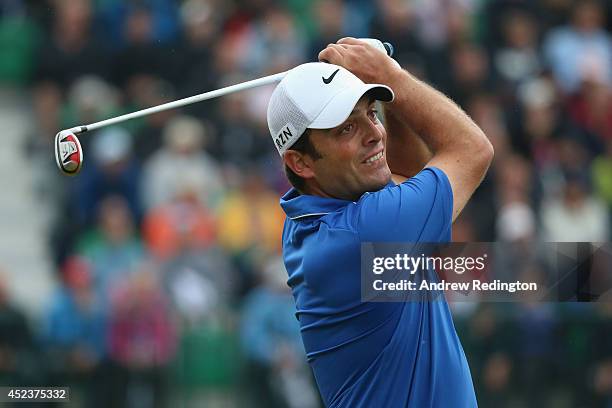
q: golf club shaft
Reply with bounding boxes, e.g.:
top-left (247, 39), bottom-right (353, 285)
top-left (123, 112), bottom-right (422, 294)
top-left (70, 71), bottom-right (288, 134)
top-left (67, 40), bottom-right (393, 135)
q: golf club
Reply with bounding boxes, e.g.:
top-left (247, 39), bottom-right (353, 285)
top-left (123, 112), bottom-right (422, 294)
top-left (54, 39), bottom-right (394, 176)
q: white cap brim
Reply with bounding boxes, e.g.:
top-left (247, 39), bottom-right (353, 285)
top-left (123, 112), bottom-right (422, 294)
top-left (308, 84), bottom-right (394, 129)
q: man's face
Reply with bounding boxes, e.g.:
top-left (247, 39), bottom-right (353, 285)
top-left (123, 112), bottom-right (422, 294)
top-left (300, 96), bottom-right (392, 200)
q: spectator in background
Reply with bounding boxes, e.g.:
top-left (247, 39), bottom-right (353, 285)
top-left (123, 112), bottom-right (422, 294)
top-left (370, 0), bottom-right (424, 68)
top-left (34, 0), bottom-right (111, 89)
top-left (77, 195), bottom-right (145, 297)
top-left (567, 73), bottom-right (612, 143)
top-left (108, 269), bottom-right (177, 408)
top-left (110, 5), bottom-right (175, 89)
top-left (465, 92), bottom-right (510, 158)
top-left (424, 0), bottom-right (477, 89)
top-left (541, 174), bottom-right (610, 242)
top-left (543, 0), bottom-right (612, 94)
top-left (556, 136), bottom-right (595, 183)
top-left (495, 154), bottom-right (534, 206)
top-left (141, 115), bottom-right (225, 212)
top-left (161, 247), bottom-right (237, 327)
top-left (495, 154), bottom-right (537, 243)
top-left (308, 0), bottom-right (350, 59)
top-left (458, 92), bottom-right (508, 240)
top-left (97, 0), bottom-right (179, 48)
top-left (412, 0), bottom-right (476, 50)
top-left (496, 201), bottom-right (536, 243)
top-left (73, 127), bottom-right (141, 227)
top-left (218, 170), bottom-right (284, 256)
top-left (129, 77), bottom-right (179, 160)
top-left (216, 169), bottom-right (285, 294)
top-left (512, 77), bottom-right (560, 161)
top-left (241, 6), bottom-right (307, 76)
top-left (447, 41), bottom-right (493, 106)
top-left (42, 256), bottom-right (108, 407)
top-left (492, 10), bottom-right (542, 90)
top-left (372, 0), bottom-right (415, 42)
top-left (171, 0), bottom-right (224, 102)
top-left (210, 82), bottom-right (271, 164)
top-left (142, 178), bottom-right (217, 260)
top-left (241, 257), bottom-right (319, 408)
top-left (514, 79), bottom-right (601, 192)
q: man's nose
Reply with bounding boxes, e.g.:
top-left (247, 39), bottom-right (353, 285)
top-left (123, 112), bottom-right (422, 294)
top-left (362, 119), bottom-right (383, 146)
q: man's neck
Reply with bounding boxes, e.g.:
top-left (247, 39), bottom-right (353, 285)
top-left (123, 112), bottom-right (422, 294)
top-left (303, 182), bottom-right (361, 201)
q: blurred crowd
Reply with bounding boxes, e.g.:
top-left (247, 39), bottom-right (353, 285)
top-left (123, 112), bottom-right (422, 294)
top-left (0, 0), bottom-right (611, 406)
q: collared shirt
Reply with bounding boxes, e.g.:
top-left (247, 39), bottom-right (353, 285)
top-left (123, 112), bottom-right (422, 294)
top-left (280, 167), bottom-right (477, 408)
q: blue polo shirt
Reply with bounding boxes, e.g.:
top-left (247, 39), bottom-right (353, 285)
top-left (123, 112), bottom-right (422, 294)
top-left (280, 167), bottom-right (476, 408)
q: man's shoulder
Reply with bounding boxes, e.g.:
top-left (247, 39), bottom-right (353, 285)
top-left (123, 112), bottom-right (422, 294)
top-left (282, 206), bottom-right (360, 242)
top-left (355, 167), bottom-right (451, 208)
top-left (282, 167), bottom-right (453, 242)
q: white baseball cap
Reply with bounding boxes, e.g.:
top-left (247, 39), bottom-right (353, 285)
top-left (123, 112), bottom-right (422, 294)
top-left (267, 62), bottom-right (394, 156)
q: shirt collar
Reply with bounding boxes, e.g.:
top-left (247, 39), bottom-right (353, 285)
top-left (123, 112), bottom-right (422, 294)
top-left (280, 188), bottom-right (351, 220)
top-left (279, 181), bottom-right (395, 220)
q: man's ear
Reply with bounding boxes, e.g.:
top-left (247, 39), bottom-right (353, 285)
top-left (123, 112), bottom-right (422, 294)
top-left (284, 150), bottom-right (316, 179)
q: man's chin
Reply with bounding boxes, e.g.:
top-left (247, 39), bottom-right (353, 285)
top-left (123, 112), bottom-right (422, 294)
top-left (364, 173), bottom-right (392, 193)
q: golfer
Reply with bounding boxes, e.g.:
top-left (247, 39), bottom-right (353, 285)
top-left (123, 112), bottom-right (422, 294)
top-left (266, 38), bottom-right (493, 407)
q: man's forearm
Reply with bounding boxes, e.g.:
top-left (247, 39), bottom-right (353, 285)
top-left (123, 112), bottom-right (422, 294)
top-left (382, 68), bottom-right (487, 159)
top-left (383, 103), bottom-right (432, 178)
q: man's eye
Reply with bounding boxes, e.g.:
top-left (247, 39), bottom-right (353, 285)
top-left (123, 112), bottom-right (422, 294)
top-left (341, 123), bottom-right (354, 134)
top-left (369, 110), bottom-right (379, 122)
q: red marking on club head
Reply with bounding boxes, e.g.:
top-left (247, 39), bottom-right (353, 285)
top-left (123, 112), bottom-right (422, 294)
top-left (54, 131), bottom-right (83, 175)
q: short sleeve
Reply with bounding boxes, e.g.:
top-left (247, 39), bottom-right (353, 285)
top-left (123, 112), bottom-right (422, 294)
top-left (353, 167), bottom-right (453, 242)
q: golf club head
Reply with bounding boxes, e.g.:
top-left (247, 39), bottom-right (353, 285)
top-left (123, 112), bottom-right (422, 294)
top-left (54, 130), bottom-right (83, 176)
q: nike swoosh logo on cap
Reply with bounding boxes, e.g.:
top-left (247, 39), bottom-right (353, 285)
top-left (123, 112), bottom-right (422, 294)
top-left (322, 69), bottom-right (340, 84)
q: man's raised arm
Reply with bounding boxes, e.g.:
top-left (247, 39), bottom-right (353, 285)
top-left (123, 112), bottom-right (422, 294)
top-left (319, 38), bottom-right (494, 222)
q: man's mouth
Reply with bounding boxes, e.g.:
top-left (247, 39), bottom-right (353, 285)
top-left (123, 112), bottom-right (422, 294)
top-left (364, 150), bottom-right (384, 165)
